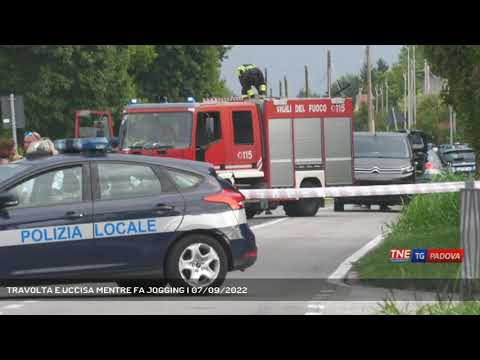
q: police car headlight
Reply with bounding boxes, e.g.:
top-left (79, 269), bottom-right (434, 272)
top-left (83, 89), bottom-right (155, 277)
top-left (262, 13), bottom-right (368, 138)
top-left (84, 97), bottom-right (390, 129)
top-left (402, 165), bottom-right (415, 174)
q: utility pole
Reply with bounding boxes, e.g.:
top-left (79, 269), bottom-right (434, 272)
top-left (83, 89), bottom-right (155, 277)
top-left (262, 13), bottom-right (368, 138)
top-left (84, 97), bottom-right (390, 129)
top-left (424, 59), bottom-right (428, 94)
top-left (407, 46), bottom-right (411, 129)
top-left (413, 45), bottom-right (416, 127)
top-left (9, 94), bottom-right (17, 151)
top-left (264, 68), bottom-right (268, 90)
top-left (366, 45), bottom-right (374, 133)
top-left (427, 63), bottom-right (431, 93)
top-left (380, 84), bottom-right (384, 114)
top-left (449, 105), bottom-right (453, 145)
top-left (270, 87), bottom-right (273, 98)
top-left (279, 80), bottom-right (283, 98)
top-left (305, 65), bottom-right (309, 97)
top-left (327, 49), bottom-right (332, 97)
top-left (392, 107), bottom-right (398, 131)
top-left (284, 76), bottom-right (288, 98)
top-left (385, 80), bottom-right (389, 115)
top-left (403, 72), bottom-right (407, 123)
top-left (453, 110), bottom-right (457, 141)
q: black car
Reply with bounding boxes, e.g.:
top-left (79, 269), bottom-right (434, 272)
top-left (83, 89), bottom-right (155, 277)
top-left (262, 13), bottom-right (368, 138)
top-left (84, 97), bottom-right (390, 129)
top-left (334, 132), bottom-right (415, 211)
top-left (0, 138), bottom-right (257, 289)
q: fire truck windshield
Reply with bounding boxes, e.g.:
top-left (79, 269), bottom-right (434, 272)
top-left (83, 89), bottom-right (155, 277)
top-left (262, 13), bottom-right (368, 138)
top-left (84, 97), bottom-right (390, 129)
top-left (122, 112), bottom-right (193, 150)
top-left (79, 115), bottom-right (110, 139)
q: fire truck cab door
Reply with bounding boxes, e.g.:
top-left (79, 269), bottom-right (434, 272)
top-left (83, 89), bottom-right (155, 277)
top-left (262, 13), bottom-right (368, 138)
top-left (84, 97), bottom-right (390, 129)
top-left (195, 110), bottom-right (226, 164)
top-left (227, 108), bottom-right (260, 170)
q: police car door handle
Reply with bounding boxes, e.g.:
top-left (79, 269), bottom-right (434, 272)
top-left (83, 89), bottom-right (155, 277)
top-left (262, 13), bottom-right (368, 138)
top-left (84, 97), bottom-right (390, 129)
top-left (64, 211), bottom-right (84, 219)
top-left (155, 203), bottom-right (174, 211)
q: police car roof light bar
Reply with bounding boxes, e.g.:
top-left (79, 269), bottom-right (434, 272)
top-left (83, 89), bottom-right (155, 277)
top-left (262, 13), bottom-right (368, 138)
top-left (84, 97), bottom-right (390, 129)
top-left (54, 137), bottom-right (110, 156)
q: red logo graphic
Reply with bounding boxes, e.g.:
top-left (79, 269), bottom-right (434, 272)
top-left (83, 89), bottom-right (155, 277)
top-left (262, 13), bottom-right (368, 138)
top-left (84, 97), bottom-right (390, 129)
top-left (389, 249), bottom-right (411, 262)
top-left (427, 249), bottom-right (464, 263)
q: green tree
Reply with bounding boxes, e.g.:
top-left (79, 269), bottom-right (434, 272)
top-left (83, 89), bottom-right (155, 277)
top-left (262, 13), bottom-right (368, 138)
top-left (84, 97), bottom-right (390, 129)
top-left (297, 88), bottom-right (321, 98)
top-left (0, 45), bottom-right (232, 140)
top-left (133, 45), bottom-right (231, 102)
top-left (422, 45), bottom-right (480, 169)
top-left (359, 57), bottom-right (389, 89)
top-left (354, 103), bottom-right (369, 131)
top-left (330, 73), bottom-right (362, 104)
top-left (383, 46), bottom-right (426, 111)
top-left (402, 93), bottom-right (449, 144)
top-left (0, 45), bottom-right (136, 139)
top-left (376, 58), bottom-right (389, 73)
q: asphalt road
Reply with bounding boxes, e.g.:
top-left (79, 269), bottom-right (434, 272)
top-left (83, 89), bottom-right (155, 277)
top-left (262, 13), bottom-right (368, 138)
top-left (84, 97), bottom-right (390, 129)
top-left (0, 204), bottom-right (401, 315)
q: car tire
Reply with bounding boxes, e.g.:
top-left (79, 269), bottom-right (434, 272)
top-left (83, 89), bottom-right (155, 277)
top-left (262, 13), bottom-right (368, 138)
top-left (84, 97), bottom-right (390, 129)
top-left (283, 180), bottom-right (321, 217)
top-left (165, 234), bottom-right (228, 290)
top-left (334, 199), bottom-right (344, 212)
top-left (246, 209), bottom-right (256, 219)
top-left (283, 201), bottom-right (299, 217)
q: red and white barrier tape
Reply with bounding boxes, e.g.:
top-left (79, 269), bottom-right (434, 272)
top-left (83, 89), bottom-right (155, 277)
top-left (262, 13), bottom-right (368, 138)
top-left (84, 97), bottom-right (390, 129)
top-left (240, 181), bottom-right (480, 200)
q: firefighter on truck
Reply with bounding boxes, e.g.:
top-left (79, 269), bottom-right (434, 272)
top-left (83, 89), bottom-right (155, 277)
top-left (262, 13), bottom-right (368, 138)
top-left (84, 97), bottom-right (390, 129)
top-left (117, 89), bottom-right (354, 220)
top-left (236, 64), bottom-right (267, 99)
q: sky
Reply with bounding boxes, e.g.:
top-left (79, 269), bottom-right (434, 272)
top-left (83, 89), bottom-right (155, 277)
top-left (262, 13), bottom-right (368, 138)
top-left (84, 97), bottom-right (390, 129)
top-left (221, 45), bottom-right (403, 97)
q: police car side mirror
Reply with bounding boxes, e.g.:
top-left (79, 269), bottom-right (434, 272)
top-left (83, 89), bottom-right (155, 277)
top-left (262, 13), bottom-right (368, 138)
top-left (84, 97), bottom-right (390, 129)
top-left (0, 192), bottom-right (19, 209)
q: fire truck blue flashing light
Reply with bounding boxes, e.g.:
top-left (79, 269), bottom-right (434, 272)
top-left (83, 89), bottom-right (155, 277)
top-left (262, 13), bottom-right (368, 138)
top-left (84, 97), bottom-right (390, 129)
top-left (55, 137), bottom-right (110, 154)
top-left (130, 99), bottom-right (139, 104)
top-left (187, 97), bottom-right (195, 103)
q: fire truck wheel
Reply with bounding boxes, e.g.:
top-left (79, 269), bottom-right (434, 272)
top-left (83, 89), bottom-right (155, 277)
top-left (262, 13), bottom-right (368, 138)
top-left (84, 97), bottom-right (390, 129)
top-left (283, 202), bottom-right (298, 217)
top-left (246, 209), bottom-right (257, 219)
top-left (334, 199), bottom-right (345, 212)
top-left (284, 180), bottom-right (321, 217)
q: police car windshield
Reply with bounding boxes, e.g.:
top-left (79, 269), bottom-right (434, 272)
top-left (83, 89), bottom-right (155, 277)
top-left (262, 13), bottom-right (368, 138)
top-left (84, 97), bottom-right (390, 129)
top-left (355, 135), bottom-right (410, 159)
top-left (123, 112), bottom-right (192, 149)
top-left (0, 163), bottom-right (30, 183)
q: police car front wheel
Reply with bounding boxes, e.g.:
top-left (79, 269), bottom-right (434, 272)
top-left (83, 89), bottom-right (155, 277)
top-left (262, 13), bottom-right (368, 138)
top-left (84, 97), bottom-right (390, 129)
top-left (166, 234), bottom-right (228, 289)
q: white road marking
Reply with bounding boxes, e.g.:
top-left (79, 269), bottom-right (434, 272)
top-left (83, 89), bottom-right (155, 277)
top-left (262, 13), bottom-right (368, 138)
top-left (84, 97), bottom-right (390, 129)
top-left (305, 302), bottom-right (325, 315)
top-left (328, 233), bottom-right (385, 280)
top-left (3, 304), bottom-right (24, 310)
top-left (250, 218), bottom-right (288, 231)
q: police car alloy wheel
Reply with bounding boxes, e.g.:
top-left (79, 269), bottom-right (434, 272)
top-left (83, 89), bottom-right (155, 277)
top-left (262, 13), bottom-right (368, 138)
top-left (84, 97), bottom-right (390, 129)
top-left (179, 243), bottom-right (220, 287)
top-left (166, 234), bottom-right (228, 289)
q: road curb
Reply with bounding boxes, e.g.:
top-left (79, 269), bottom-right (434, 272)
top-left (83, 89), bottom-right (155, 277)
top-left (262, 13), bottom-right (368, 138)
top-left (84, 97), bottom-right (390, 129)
top-left (328, 233), bottom-right (386, 281)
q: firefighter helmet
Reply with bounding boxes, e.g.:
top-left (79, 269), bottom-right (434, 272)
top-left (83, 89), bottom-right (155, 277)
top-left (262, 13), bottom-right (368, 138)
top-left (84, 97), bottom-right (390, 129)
top-left (236, 64), bottom-right (257, 77)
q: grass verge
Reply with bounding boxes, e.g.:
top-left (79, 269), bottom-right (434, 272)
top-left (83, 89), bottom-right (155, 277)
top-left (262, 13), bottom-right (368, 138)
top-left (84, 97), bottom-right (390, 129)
top-left (379, 300), bottom-right (480, 315)
top-left (353, 173), bottom-right (472, 280)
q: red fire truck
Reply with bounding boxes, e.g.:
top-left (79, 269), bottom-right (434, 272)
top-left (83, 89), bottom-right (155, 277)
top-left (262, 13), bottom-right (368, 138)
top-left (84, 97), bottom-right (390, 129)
top-left (117, 97), bottom-right (355, 218)
top-left (74, 110), bottom-right (114, 139)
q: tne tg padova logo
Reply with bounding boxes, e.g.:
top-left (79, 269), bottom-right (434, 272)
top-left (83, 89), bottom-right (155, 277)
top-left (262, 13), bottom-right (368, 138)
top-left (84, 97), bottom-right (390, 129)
top-left (389, 248), bottom-right (464, 263)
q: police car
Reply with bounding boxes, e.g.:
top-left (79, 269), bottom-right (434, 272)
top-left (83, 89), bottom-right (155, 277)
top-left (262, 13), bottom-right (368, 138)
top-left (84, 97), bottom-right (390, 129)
top-left (0, 138), bottom-right (257, 289)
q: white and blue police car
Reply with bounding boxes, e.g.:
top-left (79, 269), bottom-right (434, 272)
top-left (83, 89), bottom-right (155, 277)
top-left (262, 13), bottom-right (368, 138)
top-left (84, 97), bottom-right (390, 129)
top-left (0, 138), bottom-right (257, 289)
